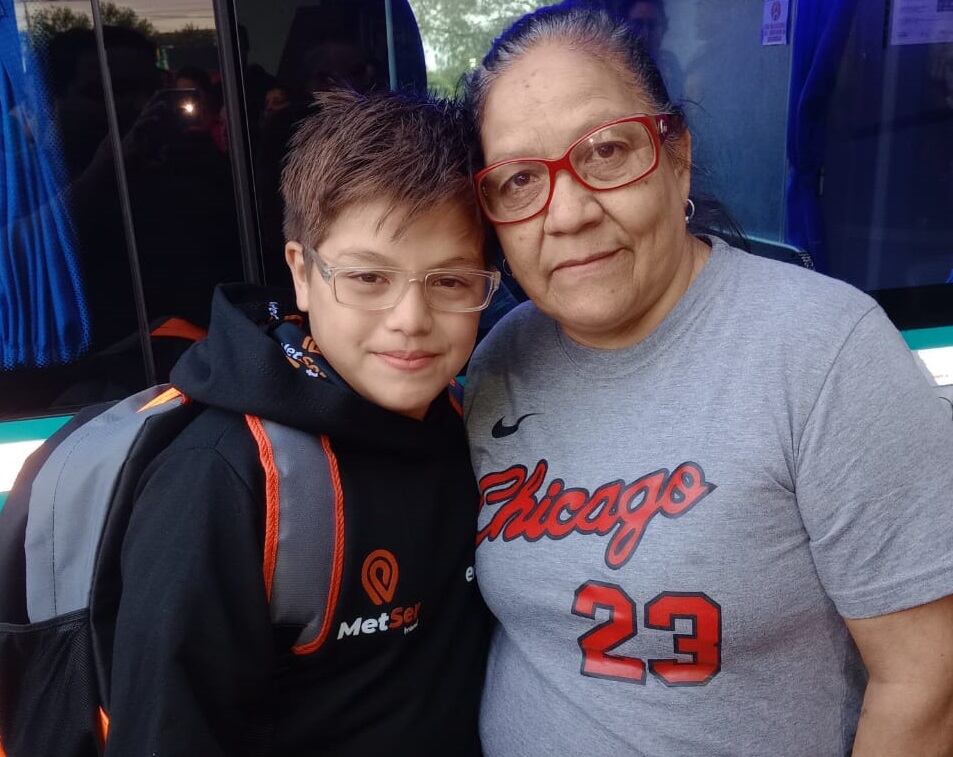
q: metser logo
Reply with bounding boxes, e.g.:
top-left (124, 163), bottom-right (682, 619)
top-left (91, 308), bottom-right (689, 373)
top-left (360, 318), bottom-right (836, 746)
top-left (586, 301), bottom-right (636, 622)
top-left (338, 549), bottom-right (422, 640)
top-left (361, 549), bottom-right (399, 604)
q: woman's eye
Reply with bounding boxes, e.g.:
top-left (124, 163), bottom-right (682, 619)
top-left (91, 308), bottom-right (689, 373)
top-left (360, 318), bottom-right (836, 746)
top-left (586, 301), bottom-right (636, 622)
top-left (590, 142), bottom-right (627, 162)
top-left (501, 171), bottom-right (539, 195)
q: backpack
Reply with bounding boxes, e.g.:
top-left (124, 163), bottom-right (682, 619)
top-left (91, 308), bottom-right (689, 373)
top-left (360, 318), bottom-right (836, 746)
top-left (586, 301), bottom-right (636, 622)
top-left (0, 384), bottom-right (344, 757)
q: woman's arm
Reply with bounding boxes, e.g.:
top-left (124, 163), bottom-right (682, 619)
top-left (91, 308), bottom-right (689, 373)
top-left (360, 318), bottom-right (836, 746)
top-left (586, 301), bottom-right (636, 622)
top-left (848, 595), bottom-right (953, 756)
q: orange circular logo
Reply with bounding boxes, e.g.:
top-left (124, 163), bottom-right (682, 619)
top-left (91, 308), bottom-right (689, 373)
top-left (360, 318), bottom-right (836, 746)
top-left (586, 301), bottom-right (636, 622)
top-left (361, 549), bottom-right (399, 605)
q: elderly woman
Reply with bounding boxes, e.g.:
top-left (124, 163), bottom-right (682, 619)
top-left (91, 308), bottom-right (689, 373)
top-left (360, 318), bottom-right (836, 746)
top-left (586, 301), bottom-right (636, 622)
top-left (461, 4), bottom-right (953, 756)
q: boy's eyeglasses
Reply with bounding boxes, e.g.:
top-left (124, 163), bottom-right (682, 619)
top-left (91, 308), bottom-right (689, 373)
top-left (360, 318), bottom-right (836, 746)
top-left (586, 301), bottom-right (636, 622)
top-left (474, 113), bottom-right (683, 224)
top-left (307, 249), bottom-right (501, 312)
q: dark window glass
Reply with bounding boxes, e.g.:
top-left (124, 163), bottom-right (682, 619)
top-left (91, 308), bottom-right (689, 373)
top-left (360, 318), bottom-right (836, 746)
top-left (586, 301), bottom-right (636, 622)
top-left (0, 0), bottom-right (243, 418)
top-left (822, 2), bottom-right (953, 328)
top-left (234, 0), bottom-right (425, 288)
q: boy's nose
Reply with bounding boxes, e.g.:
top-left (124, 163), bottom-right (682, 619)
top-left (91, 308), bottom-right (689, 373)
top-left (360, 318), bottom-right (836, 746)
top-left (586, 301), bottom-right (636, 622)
top-left (384, 280), bottom-right (433, 336)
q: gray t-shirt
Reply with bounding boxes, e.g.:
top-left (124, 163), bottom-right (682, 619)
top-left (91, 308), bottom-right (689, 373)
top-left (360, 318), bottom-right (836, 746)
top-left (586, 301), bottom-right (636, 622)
top-left (464, 238), bottom-right (953, 757)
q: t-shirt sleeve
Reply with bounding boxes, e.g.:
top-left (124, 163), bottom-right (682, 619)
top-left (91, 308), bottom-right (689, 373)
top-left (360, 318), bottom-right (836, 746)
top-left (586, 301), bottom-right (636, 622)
top-left (795, 305), bottom-right (953, 619)
top-left (105, 447), bottom-right (275, 756)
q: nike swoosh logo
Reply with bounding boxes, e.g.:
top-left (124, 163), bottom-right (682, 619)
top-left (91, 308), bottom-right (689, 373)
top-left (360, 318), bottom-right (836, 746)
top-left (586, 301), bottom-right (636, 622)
top-left (491, 413), bottom-right (539, 439)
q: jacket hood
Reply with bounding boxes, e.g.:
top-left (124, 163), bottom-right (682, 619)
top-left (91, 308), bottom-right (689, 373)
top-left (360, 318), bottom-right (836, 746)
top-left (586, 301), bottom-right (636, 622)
top-left (170, 284), bottom-right (466, 456)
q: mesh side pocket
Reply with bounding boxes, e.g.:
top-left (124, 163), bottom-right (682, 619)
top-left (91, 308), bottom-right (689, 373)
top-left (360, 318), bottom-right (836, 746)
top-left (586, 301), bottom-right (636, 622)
top-left (0, 610), bottom-right (102, 757)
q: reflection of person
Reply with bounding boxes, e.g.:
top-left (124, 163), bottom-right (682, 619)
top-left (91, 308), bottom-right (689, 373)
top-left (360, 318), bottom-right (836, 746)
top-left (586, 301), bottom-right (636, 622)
top-left (45, 26), bottom-right (240, 350)
top-left (625, 0), bottom-right (665, 58)
top-left (255, 34), bottom-right (379, 287)
top-left (606, 0), bottom-right (683, 102)
top-left (237, 23), bottom-right (277, 144)
top-left (46, 26), bottom-right (162, 178)
top-left (105, 89), bottom-right (492, 754)
top-left (462, 4), bottom-right (953, 756)
top-left (174, 65), bottom-right (227, 152)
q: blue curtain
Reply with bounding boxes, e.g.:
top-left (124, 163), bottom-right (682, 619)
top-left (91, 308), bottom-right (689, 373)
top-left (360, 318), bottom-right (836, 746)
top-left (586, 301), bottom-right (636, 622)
top-left (785, 0), bottom-right (860, 273)
top-left (0, 0), bottom-right (90, 370)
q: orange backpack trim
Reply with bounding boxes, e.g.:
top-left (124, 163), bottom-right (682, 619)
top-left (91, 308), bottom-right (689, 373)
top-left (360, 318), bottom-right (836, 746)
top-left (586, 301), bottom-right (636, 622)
top-left (149, 318), bottom-right (208, 343)
top-left (137, 387), bottom-right (186, 413)
top-left (245, 415), bottom-right (281, 601)
top-left (292, 435), bottom-right (345, 656)
top-left (97, 707), bottom-right (110, 747)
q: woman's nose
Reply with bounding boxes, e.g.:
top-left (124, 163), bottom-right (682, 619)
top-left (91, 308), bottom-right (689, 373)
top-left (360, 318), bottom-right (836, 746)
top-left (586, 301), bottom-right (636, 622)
top-left (542, 170), bottom-right (604, 235)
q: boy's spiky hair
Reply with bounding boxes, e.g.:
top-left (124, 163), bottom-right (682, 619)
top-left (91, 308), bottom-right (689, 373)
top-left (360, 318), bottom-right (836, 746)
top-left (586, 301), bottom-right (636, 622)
top-left (281, 88), bottom-right (481, 252)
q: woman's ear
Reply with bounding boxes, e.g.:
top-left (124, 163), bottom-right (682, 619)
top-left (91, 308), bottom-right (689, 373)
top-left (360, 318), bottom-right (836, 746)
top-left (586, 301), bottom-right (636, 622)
top-left (672, 129), bottom-right (693, 200)
top-left (285, 242), bottom-right (312, 313)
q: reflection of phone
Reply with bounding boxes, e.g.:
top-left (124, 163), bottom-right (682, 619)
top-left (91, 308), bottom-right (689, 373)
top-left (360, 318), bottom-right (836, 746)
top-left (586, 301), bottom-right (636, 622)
top-left (155, 88), bottom-right (201, 125)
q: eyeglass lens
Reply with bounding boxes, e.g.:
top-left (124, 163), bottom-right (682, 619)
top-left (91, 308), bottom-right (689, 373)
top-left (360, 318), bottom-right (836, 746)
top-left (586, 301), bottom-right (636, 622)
top-left (479, 120), bottom-right (656, 222)
top-left (333, 270), bottom-right (495, 311)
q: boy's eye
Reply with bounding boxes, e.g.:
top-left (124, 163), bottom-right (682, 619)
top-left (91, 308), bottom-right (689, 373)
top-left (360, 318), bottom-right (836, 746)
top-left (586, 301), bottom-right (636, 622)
top-left (430, 275), bottom-right (471, 289)
top-left (343, 270), bottom-right (391, 286)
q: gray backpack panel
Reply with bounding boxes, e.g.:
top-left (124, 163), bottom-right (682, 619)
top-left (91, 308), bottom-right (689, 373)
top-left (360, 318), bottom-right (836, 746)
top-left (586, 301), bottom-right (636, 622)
top-left (253, 418), bottom-right (342, 650)
top-left (25, 386), bottom-right (187, 623)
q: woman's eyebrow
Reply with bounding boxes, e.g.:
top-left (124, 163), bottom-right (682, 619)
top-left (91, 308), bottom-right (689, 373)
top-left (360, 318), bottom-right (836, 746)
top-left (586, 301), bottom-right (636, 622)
top-left (485, 110), bottom-right (631, 163)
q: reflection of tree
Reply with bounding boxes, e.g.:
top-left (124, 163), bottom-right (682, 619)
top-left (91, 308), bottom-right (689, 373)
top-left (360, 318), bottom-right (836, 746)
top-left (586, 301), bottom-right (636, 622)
top-left (29, 2), bottom-right (158, 45)
top-left (411, 0), bottom-right (539, 94)
top-left (100, 3), bottom-right (157, 37)
top-left (157, 25), bottom-right (216, 49)
top-left (28, 7), bottom-right (91, 39)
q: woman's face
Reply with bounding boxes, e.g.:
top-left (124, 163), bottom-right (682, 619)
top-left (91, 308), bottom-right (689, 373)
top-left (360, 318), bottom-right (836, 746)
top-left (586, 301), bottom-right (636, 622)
top-left (481, 43), bottom-right (694, 348)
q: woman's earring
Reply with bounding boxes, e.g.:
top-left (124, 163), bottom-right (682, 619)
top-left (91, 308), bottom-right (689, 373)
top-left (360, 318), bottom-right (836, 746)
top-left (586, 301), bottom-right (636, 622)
top-left (502, 258), bottom-right (513, 276)
top-left (684, 198), bottom-right (696, 223)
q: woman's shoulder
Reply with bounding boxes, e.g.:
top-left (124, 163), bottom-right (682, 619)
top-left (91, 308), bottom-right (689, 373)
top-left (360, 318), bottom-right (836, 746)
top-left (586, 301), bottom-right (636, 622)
top-left (470, 299), bottom-right (553, 371)
top-left (713, 239), bottom-right (879, 331)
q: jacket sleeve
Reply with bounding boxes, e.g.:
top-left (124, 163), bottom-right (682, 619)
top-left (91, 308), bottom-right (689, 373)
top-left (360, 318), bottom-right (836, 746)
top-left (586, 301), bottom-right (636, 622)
top-left (104, 446), bottom-right (275, 756)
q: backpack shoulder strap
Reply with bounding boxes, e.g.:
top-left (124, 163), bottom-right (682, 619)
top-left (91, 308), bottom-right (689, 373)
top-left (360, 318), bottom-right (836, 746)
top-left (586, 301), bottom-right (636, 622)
top-left (244, 416), bottom-right (345, 655)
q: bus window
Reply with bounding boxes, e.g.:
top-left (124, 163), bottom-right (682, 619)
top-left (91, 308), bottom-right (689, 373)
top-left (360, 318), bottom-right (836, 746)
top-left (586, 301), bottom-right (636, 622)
top-left (0, 0), bottom-right (244, 419)
top-left (821, 3), bottom-right (953, 321)
top-left (0, 0), bottom-right (248, 513)
top-left (408, 0), bottom-right (952, 382)
top-left (233, 0), bottom-right (426, 288)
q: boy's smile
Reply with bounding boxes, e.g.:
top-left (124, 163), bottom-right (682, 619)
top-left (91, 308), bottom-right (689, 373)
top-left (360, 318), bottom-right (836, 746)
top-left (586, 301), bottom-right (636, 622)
top-left (287, 199), bottom-right (485, 419)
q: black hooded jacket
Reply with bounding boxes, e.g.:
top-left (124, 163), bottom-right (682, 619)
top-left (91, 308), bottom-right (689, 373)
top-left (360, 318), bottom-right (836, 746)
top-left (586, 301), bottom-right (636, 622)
top-left (105, 284), bottom-right (489, 756)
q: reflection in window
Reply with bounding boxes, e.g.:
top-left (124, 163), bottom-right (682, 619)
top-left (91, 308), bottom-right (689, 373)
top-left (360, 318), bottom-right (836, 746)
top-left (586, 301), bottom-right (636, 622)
top-left (409, 0), bottom-right (539, 95)
top-left (1, 0), bottom-right (241, 417)
top-left (1, 0), bottom-right (90, 371)
top-left (234, 0), bottom-right (426, 286)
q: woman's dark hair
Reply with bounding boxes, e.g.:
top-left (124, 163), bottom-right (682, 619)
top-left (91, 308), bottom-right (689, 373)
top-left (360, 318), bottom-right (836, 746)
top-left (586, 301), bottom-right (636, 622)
top-left (463, 2), bottom-right (677, 134)
top-left (462, 0), bottom-right (748, 251)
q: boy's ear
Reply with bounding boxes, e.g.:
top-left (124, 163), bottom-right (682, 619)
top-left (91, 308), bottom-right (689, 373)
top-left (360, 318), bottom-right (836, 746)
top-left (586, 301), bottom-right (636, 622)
top-left (285, 242), bottom-right (312, 313)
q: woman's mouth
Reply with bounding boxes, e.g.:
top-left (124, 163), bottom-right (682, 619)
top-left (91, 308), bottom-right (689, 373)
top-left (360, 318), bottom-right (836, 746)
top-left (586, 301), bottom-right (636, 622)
top-left (554, 249), bottom-right (621, 274)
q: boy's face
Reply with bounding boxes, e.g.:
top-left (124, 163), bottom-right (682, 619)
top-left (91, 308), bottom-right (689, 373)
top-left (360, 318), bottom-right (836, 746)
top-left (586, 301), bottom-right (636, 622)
top-left (286, 200), bottom-right (484, 420)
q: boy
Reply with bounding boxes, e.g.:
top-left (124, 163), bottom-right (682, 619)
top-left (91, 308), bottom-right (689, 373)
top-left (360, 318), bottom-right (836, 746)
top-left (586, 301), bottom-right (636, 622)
top-left (104, 89), bottom-right (496, 754)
